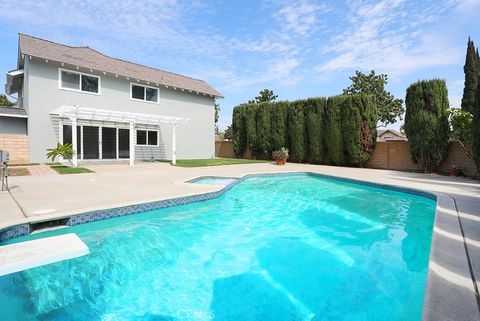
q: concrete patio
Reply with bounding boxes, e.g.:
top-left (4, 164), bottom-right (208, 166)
top-left (0, 162), bottom-right (479, 320)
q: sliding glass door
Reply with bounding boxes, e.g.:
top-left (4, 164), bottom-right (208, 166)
top-left (102, 127), bottom-right (117, 159)
top-left (62, 124), bottom-right (131, 160)
top-left (118, 129), bottom-right (130, 159)
top-left (83, 126), bottom-right (99, 159)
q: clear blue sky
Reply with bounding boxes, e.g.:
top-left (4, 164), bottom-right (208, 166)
top-left (0, 0), bottom-right (479, 131)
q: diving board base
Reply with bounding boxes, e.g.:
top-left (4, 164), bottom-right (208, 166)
top-left (0, 233), bottom-right (89, 276)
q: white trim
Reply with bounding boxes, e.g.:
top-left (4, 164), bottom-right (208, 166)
top-left (58, 68), bottom-right (101, 95)
top-left (135, 129), bottom-right (159, 146)
top-left (50, 105), bottom-right (189, 126)
top-left (130, 83), bottom-right (159, 104)
top-left (0, 113), bottom-right (28, 118)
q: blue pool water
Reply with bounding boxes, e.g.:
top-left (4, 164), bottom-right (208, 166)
top-left (189, 176), bottom-right (238, 186)
top-left (0, 174), bottom-right (436, 321)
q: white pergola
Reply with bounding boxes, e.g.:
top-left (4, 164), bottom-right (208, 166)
top-left (50, 105), bottom-right (189, 167)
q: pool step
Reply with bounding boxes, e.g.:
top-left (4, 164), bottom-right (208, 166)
top-left (0, 233), bottom-right (89, 276)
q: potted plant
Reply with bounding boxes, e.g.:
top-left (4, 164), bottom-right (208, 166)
top-left (449, 165), bottom-right (461, 176)
top-left (272, 147), bottom-right (289, 165)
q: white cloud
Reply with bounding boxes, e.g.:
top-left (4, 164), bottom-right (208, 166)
top-left (276, 0), bottom-right (327, 36)
top-left (315, 0), bottom-right (462, 76)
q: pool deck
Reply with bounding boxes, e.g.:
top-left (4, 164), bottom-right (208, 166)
top-left (0, 162), bottom-right (479, 320)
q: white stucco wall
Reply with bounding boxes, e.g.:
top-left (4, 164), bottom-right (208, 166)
top-left (26, 58), bottom-right (216, 162)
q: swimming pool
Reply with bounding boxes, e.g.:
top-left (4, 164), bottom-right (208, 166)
top-left (0, 174), bottom-right (436, 321)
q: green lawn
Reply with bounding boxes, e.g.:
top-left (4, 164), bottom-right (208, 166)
top-left (49, 165), bottom-right (94, 174)
top-left (173, 158), bottom-right (270, 167)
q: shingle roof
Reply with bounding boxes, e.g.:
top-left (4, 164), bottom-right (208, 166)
top-left (378, 129), bottom-right (405, 137)
top-left (0, 106), bottom-right (27, 117)
top-left (19, 34), bottom-right (223, 98)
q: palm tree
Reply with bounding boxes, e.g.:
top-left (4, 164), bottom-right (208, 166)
top-left (46, 143), bottom-right (75, 167)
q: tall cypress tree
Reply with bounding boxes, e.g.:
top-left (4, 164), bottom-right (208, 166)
top-left (269, 101), bottom-right (288, 151)
top-left (287, 100), bottom-right (306, 162)
top-left (325, 96), bottom-right (346, 165)
top-left (305, 97), bottom-right (326, 163)
top-left (472, 77), bottom-right (480, 177)
top-left (461, 38), bottom-right (479, 114)
top-left (232, 105), bottom-right (247, 156)
top-left (405, 79), bottom-right (450, 173)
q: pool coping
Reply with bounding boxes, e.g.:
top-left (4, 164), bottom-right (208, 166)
top-left (0, 171), bottom-right (478, 321)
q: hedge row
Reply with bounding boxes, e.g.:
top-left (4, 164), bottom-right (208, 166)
top-left (231, 95), bottom-right (377, 166)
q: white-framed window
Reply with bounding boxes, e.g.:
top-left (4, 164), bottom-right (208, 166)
top-left (130, 83), bottom-right (159, 103)
top-left (58, 68), bottom-right (101, 94)
top-left (136, 130), bottom-right (158, 146)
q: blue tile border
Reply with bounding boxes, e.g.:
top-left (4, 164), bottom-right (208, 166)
top-left (0, 171), bottom-right (436, 243)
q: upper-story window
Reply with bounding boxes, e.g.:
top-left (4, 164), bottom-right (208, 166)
top-left (59, 69), bottom-right (100, 94)
top-left (131, 83), bottom-right (159, 103)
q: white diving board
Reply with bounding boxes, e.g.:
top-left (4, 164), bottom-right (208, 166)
top-left (0, 233), bottom-right (89, 276)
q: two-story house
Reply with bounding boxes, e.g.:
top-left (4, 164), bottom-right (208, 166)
top-left (3, 34), bottom-right (222, 166)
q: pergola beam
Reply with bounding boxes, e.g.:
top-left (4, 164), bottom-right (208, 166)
top-left (52, 105), bottom-right (189, 168)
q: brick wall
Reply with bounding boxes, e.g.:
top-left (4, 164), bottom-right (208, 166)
top-left (0, 135), bottom-right (30, 164)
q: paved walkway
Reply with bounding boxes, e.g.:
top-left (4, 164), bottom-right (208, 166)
top-left (1, 162), bottom-right (479, 320)
top-left (26, 164), bottom-right (57, 176)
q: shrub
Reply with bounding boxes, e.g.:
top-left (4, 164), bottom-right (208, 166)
top-left (325, 96), bottom-right (346, 165)
top-left (288, 100), bottom-right (306, 162)
top-left (305, 97), bottom-right (326, 163)
top-left (404, 79), bottom-right (450, 173)
top-left (272, 147), bottom-right (289, 161)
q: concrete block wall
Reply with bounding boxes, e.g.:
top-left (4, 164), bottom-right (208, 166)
top-left (0, 135), bottom-right (30, 164)
top-left (438, 142), bottom-right (477, 176)
top-left (367, 141), bottom-right (422, 172)
top-left (216, 140), bottom-right (478, 177)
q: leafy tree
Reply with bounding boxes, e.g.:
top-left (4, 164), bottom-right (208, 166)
top-left (404, 80), bottom-right (450, 173)
top-left (325, 96), bottom-right (346, 165)
top-left (287, 100), bottom-right (306, 162)
top-left (248, 89), bottom-right (278, 104)
top-left (223, 125), bottom-right (233, 140)
top-left (305, 97), bottom-right (325, 163)
top-left (0, 94), bottom-right (15, 107)
top-left (343, 70), bottom-right (404, 127)
top-left (461, 38), bottom-right (480, 114)
top-left (448, 108), bottom-right (473, 160)
top-left (46, 143), bottom-right (74, 167)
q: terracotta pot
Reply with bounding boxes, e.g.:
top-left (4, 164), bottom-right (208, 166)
top-left (449, 167), bottom-right (460, 176)
top-left (275, 159), bottom-right (286, 165)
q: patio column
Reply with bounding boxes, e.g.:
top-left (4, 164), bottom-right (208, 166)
top-left (172, 123), bottom-right (177, 165)
top-left (71, 117), bottom-right (78, 168)
top-left (129, 122), bottom-right (135, 167)
top-left (58, 118), bottom-right (63, 162)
